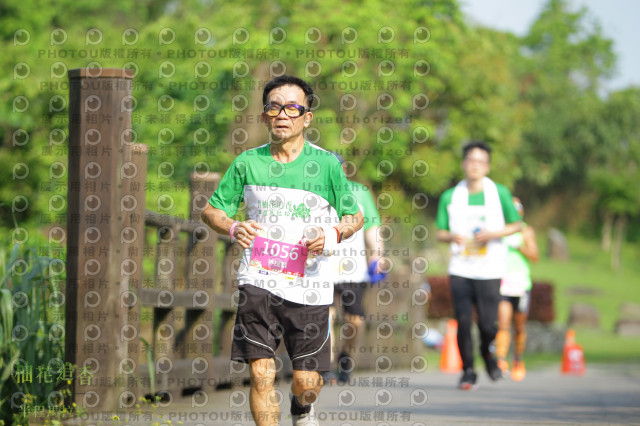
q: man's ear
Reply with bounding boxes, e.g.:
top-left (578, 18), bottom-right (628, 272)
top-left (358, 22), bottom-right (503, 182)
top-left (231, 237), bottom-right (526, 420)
top-left (303, 112), bottom-right (313, 125)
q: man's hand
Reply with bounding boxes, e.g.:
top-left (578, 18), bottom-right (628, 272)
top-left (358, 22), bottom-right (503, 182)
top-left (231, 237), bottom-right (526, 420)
top-left (437, 229), bottom-right (465, 245)
top-left (438, 230), bottom-right (466, 245)
top-left (233, 220), bottom-right (263, 249)
top-left (303, 227), bottom-right (325, 255)
top-left (473, 221), bottom-right (523, 244)
top-left (451, 234), bottom-right (466, 245)
top-left (473, 230), bottom-right (494, 244)
top-left (368, 257), bottom-right (389, 284)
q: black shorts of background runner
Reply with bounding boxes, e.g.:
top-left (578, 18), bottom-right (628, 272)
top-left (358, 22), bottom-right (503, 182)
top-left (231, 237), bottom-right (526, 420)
top-left (333, 282), bottom-right (369, 317)
top-left (500, 291), bottom-right (531, 314)
top-left (231, 285), bottom-right (331, 371)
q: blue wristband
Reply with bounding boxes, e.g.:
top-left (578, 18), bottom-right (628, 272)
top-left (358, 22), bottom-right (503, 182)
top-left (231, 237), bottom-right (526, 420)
top-left (368, 259), bottom-right (387, 284)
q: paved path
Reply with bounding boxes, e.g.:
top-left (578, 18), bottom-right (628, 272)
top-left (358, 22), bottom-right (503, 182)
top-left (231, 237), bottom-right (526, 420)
top-left (72, 364), bottom-right (640, 425)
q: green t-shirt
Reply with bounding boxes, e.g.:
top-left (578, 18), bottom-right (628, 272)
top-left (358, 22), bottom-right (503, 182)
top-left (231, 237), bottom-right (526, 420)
top-left (210, 141), bottom-right (360, 220)
top-left (504, 225), bottom-right (532, 291)
top-left (334, 180), bottom-right (381, 283)
top-left (349, 181), bottom-right (380, 231)
top-left (436, 182), bottom-right (521, 230)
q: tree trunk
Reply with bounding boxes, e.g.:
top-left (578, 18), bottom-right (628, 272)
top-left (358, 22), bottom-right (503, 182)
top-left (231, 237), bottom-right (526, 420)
top-left (601, 210), bottom-right (613, 251)
top-left (611, 214), bottom-right (627, 271)
top-left (229, 62), bottom-right (270, 151)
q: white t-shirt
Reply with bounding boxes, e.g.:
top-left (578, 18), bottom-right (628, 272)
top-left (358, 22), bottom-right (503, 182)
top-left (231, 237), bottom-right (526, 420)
top-left (209, 141), bottom-right (360, 305)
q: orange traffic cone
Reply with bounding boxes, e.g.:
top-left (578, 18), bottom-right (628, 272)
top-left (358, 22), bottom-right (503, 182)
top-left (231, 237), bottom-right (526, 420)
top-left (440, 319), bottom-right (463, 373)
top-left (561, 329), bottom-right (585, 375)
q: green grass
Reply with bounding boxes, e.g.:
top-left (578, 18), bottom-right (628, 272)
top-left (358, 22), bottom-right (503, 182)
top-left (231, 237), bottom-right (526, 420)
top-left (427, 231), bottom-right (640, 364)
top-left (0, 243), bottom-right (68, 424)
top-left (568, 327), bottom-right (640, 363)
top-left (533, 233), bottom-right (640, 332)
top-left (421, 348), bottom-right (561, 372)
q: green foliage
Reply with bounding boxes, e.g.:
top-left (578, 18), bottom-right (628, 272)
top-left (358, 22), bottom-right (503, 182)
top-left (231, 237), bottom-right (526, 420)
top-left (516, 0), bottom-right (616, 192)
top-left (588, 88), bottom-right (640, 217)
top-left (139, 337), bottom-right (155, 398)
top-left (0, 0), bottom-right (637, 240)
top-left (1, 0), bottom-right (530, 234)
top-left (0, 244), bottom-right (67, 424)
top-left (533, 233), bottom-right (640, 331)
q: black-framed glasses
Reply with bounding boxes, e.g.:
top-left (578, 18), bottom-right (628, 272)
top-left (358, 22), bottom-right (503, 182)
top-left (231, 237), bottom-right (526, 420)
top-left (263, 103), bottom-right (307, 118)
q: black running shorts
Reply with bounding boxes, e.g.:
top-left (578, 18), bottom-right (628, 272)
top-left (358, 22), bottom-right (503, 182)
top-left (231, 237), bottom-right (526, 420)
top-left (231, 285), bottom-right (331, 372)
top-left (501, 291), bottom-right (531, 314)
top-left (333, 282), bottom-right (368, 317)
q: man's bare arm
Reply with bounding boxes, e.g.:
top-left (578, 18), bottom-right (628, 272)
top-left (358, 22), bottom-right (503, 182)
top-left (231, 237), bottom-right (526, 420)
top-left (519, 225), bottom-right (539, 262)
top-left (305, 210), bottom-right (364, 253)
top-left (338, 210), bottom-right (364, 240)
top-left (474, 221), bottom-right (523, 244)
top-left (201, 204), bottom-right (234, 235)
top-left (200, 204), bottom-right (262, 249)
top-left (364, 225), bottom-right (383, 261)
top-left (437, 229), bottom-right (465, 245)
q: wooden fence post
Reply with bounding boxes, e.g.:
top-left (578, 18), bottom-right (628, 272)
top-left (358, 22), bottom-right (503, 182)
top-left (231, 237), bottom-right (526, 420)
top-left (65, 68), bottom-right (135, 412)
top-left (119, 143), bottom-right (148, 406)
top-left (186, 172), bottom-right (220, 384)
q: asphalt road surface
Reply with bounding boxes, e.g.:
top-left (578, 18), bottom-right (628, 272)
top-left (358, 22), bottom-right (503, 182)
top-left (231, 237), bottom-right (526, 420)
top-left (67, 363), bottom-right (640, 426)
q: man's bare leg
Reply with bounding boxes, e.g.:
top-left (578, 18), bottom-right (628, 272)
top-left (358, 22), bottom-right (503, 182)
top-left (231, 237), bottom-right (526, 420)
top-left (495, 300), bottom-right (513, 371)
top-left (249, 358), bottom-right (279, 426)
top-left (341, 313), bottom-right (364, 357)
top-left (291, 369), bottom-right (323, 405)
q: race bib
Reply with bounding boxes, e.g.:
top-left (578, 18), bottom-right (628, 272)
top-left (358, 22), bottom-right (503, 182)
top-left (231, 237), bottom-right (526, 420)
top-left (463, 239), bottom-right (487, 257)
top-left (250, 236), bottom-right (308, 278)
top-left (500, 273), bottom-right (528, 296)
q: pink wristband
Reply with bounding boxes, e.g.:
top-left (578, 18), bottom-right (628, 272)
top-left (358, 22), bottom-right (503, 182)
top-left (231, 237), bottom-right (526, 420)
top-left (229, 221), bottom-right (240, 242)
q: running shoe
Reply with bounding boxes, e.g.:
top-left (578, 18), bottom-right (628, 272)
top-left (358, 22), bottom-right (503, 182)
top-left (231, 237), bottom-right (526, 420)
top-left (458, 368), bottom-right (478, 390)
top-left (290, 393), bottom-right (319, 426)
top-left (485, 354), bottom-right (503, 381)
top-left (497, 358), bottom-right (510, 374)
top-left (511, 361), bottom-right (526, 382)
